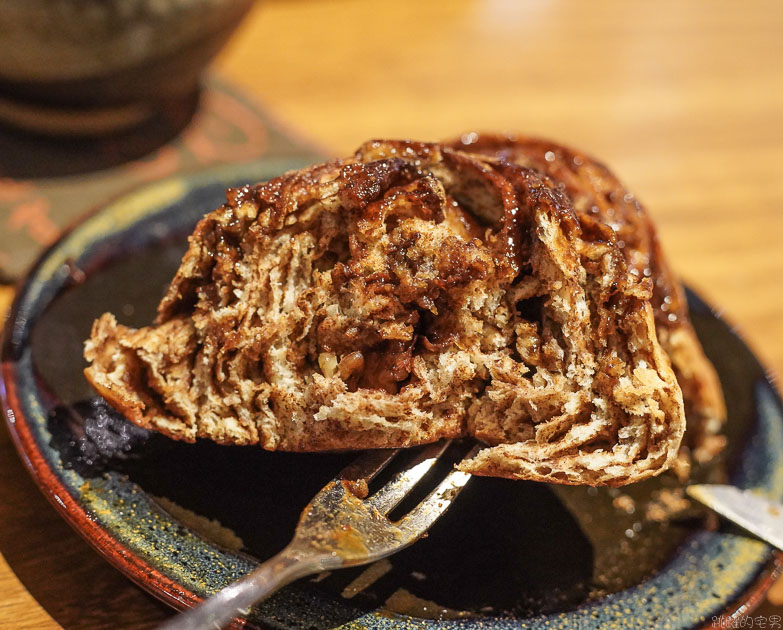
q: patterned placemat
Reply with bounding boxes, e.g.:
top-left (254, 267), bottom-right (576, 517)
top-left (0, 74), bottom-right (323, 282)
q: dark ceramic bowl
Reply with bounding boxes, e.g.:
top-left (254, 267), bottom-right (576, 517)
top-left (0, 0), bottom-right (254, 134)
top-left (1, 161), bottom-right (782, 629)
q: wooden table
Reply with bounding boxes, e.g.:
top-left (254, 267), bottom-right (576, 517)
top-left (1, 0), bottom-right (782, 627)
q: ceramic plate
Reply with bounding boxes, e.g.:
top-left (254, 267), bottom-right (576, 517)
top-left (2, 161), bottom-right (782, 630)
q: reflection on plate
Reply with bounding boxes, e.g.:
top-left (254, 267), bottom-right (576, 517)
top-left (2, 161), bottom-right (782, 630)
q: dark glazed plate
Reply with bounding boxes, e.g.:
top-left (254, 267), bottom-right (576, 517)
top-left (1, 161), bottom-right (782, 630)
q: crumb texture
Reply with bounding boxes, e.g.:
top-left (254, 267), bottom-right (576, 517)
top-left (84, 137), bottom-right (717, 486)
top-left (448, 134), bottom-right (725, 464)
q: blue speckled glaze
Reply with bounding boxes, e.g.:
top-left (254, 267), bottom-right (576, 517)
top-left (2, 162), bottom-right (781, 630)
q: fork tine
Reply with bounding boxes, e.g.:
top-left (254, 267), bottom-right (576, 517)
top-left (395, 444), bottom-right (480, 532)
top-left (367, 440), bottom-right (452, 514)
top-left (338, 448), bottom-right (401, 483)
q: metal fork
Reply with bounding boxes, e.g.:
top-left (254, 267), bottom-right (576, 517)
top-left (158, 440), bottom-right (478, 630)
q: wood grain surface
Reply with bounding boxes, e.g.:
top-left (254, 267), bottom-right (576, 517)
top-left (1, 0), bottom-right (782, 627)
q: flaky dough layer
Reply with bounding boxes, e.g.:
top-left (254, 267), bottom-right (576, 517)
top-left (448, 133), bottom-right (725, 466)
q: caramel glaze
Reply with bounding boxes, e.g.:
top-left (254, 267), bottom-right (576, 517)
top-left (156, 139), bottom-right (651, 399)
top-left (449, 134), bottom-right (685, 327)
top-left (327, 152), bottom-right (496, 394)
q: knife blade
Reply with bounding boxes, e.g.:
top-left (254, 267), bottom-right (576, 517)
top-left (686, 484), bottom-right (783, 550)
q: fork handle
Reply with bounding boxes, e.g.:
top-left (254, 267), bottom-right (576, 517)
top-left (156, 549), bottom-right (326, 630)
